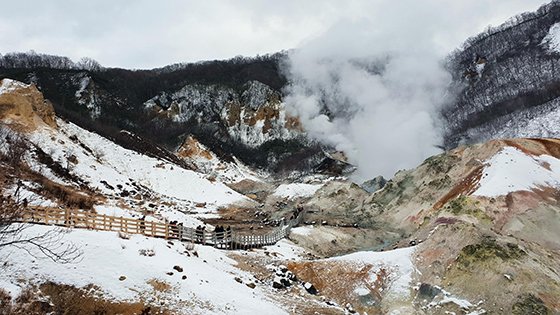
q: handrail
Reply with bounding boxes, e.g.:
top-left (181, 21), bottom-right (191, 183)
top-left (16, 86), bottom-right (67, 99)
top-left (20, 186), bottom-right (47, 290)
top-left (17, 207), bottom-right (306, 250)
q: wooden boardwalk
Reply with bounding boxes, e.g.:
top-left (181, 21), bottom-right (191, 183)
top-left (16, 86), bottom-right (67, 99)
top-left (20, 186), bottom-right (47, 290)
top-left (19, 207), bottom-right (305, 250)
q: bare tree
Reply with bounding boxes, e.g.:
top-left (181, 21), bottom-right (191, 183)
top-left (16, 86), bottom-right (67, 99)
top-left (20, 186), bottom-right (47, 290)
top-left (0, 126), bottom-right (81, 264)
top-left (0, 194), bottom-right (81, 264)
top-left (76, 57), bottom-right (103, 72)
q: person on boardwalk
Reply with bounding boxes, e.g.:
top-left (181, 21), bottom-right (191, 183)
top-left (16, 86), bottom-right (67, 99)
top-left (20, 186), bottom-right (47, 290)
top-left (201, 225), bottom-right (207, 244)
top-left (139, 215), bottom-right (146, 234)
top-left (195, 225), bottom-right (203, 243)
top-left (215, 225), bottom-right (225, 245)
top-left (169, 220), bottom-right (180, 238)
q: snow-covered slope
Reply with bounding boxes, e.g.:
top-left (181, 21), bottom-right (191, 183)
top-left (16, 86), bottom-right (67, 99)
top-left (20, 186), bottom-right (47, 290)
top-left (328, 246), bottom-right (416, 300)
top-left (29, 119), bottom-right (247, 210)
top-left (474, 146), bottom-right (560, 197)
top-left (0, 225), bottom-right (286, 314)
top-left (272, 183), bottom-right (323, 200)
top-left (0, 78), bottom-right (28, 93)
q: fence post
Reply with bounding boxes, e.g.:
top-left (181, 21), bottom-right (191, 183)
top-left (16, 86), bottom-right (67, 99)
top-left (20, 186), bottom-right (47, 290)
top-left (84, 211), bottom-right (89, 229)
top-left (64, 209), bottom-right (69, 227)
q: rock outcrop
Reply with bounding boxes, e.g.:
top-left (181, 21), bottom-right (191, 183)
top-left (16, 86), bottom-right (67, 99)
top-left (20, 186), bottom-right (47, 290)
top-left (0, 78), bottom-right (57, 131)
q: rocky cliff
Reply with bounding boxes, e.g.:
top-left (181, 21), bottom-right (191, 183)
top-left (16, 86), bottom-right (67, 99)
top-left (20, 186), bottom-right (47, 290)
top-left (0, 78), bottom-right (57, 131)
top-left (0, 55), bottom-right (328, 174)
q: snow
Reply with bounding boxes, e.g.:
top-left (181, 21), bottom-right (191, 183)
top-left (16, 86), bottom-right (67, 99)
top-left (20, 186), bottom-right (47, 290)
top-left (262, 239), bottom-right (307, 260)
top-left (328, 246), bottom-right (416, 298)
top-left (542, 22), bottom-right (560, 53)
top-left (0, 224), bottom-right (286, 314)
top-left (72, 75), bottom-right (100, 118)
top-left (468, 98), bottom-right (560, 142)
top-left (74, 76), bottom-right (90, 99)
top-left (182, 138), bottom-right (264, 184)
top-left (94, 204), bottom-right (139, 219)
top-left (144, 81), bottom-right (300, 148)
top-left (354, 286), bottom-right (371, 296)
top-left (473, 146), bottom-right (560, 197)
top-left (290, 225), bottom-right (314, 237)
top-left (0, 78), bottom-right (28, 94)
top-left (273, 183), bottom-right (323, 200)
top-left (4, 182), bottom-right (57, 207)
top-left (28, 119), bottom-right (249, 211)
top-left (426, 287), bottom-right (484, 313)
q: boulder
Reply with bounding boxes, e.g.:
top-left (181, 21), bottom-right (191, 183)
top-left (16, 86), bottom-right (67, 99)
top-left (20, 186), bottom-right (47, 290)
top-left (361, 176), bottom-right (387, 193)
top-left (303, 282), bottom-right (318, 295)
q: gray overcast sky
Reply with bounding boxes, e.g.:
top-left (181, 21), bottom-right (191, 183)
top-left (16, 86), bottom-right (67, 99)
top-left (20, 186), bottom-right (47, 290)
top-left (0, 0), bottom-right (550, 69)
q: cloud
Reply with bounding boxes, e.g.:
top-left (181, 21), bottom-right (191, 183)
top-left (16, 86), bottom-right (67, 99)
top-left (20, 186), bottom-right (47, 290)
top-left (0, 1), bottom-right (547, 69)
top-left (0, 1), bottom-right (548, 179)
top-left (282, 0), bottom-right (548, 180)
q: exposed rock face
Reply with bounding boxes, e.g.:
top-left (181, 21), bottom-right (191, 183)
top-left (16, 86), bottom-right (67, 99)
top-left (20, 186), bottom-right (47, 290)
top-left (72, 73), bottom-right (104, 119)
top-left (0, 55), bottom-right (327, 174)
top-left (287, 259), bottom-right (390, 314)
top-left (176, 135), bottom-right (213, 161)
top-left (358, 138), bottom-right (560, 313)
top-left (360, 175), bottom-right (387, 193)
top-left (291, 138), bottom-right (560, 313)
top-left (0, 79), bottom-right (57, 130)
top-left (145, 80), bottom-right (303, 147)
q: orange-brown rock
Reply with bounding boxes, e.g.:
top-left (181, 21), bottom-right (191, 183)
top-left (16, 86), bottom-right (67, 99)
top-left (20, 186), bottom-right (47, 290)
top-left (176, 136), bottom-right (213, 160)
top-left (0, 79), bottom-right (57, 131)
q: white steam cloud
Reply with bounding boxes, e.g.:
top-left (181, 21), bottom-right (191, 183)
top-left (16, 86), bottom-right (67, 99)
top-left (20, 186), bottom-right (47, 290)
top-left (283, 0), bottom-right (546, 181)
top-left (283, 20), bottom-right (450, 181)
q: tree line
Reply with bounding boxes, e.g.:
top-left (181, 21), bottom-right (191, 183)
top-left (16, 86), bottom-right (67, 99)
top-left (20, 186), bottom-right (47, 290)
top-left (0, 51), bottom-right (102, 71)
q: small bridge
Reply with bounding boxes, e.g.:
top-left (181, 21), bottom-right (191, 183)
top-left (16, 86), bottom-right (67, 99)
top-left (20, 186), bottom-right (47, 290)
top-left (20, 207), bottom-right (305, 250)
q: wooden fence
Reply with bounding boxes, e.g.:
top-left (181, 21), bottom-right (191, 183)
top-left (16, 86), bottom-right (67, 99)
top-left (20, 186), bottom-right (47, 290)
top-left (19, 207), bottom-right (305, 250)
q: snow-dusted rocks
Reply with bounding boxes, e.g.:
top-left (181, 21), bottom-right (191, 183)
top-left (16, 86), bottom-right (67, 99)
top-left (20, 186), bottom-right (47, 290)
top-left (270, 264), bottom-right (298, 290)
top-left (144, 80), bottom-right (302, 148)
top-left (542, 22), bottom-right (560, 53)
top-left (72, 74), bottom-right (102, 119)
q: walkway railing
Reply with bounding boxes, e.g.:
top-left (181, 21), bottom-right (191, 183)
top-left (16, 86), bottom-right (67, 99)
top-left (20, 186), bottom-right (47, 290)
top-left (19, 207), bottom-right (305, 250)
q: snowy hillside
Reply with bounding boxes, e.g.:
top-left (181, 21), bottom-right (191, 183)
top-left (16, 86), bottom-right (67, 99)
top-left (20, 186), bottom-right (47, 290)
top-left (29, 119), bottom-right (248, 210)
top-left (0, 225), bottom-right (286, 314)
top-left (474, 146), bottom-right (560, 197)
top-left (444, 1), bottom-right (560, 148)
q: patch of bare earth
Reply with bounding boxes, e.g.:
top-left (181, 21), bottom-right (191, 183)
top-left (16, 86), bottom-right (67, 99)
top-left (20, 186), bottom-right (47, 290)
top-left (229, 250), bottom-right (345, 314)
top-left (287, 260), bottom-right (390, 314)
top-left (0, 282), bottom-right (170, 315)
